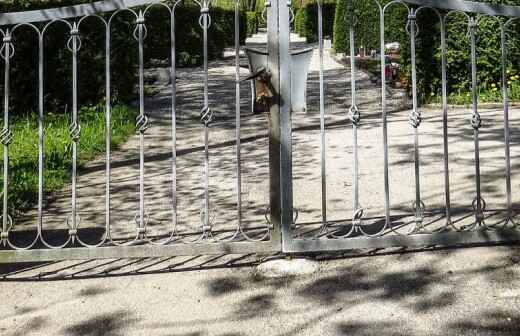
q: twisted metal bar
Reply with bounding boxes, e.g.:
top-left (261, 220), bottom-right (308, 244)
top-left (199, 0), bottom-right (212, 239)
top-left (0, 128), bottom-right (13, 146)
top-left (317, 0), bottom-right (328, 237)
top-left (137, 10), bottom-right (147, 238)
top-left (407, 8), bottom-right (424, 232)
top-left (2, 30), bottom-right (12, 245)
top-left (501, 20), bottom-right (517, 227)
top-left (347, 0), bottom-right (365, 238)
top-left (70, 22), bottom-right (80, 243)
top-left (468, 16), bottom-right (485, 229)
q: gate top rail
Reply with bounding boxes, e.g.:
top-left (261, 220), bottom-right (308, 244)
top-left (405, 0), bottom-right (520, 17)
top-left (1, 0), bottom-right (520, 26)
top-left (0, 0), bottom-right (162, 26)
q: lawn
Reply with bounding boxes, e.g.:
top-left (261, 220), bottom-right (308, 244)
top-left (0, 105), bottom-right (137, 218)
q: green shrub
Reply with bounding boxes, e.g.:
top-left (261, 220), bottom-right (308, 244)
top-left (294, 8), bottom-right (305, 36)
top-left (412, 1), bottom-right (520, 102)
top-left (246, 11), bottom-right (258, 36)
top-left (293, 2), bottom-right (335, 43)
top-left (333, 0), bottom-right (520, 103)
top-left (1, 1), bottom-right (246, 116)
top-left (302, 2), bottom-right (336, 43)
top-left (333, 0), bottom-right (407, 54)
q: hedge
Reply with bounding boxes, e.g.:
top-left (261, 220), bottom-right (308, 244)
top-left (333, 0), bottom-right (520, 103)
top-left (246, 11), bottom-right (259, 36)
top-left (411, 0), bottom-right (520, 100)
top-left (294, 2), bottom-right (336, 43)
top-left (333, 0), bottom-right (407, 54)
top-left (0, 0), bottom-right (246, 115)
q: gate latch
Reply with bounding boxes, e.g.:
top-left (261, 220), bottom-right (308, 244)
top-left (241, 67), bottom-right (268, 82)
top-left (242, 67), bottom-right (273, 112)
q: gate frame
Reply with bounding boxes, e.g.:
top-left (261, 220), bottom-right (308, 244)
top-left (279, 0), bottom-right (520, 254)
top-left (0, 0), bottom-right (286, 263)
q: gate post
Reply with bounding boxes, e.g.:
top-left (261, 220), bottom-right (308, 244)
top-left (267, 0), bottom-right (292, 249)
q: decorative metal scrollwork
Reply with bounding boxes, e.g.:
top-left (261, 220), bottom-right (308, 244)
top-left (348, 105), bottom-right (361, 126)
top-left (412, 200), bottom-right (426, 228)
top-left (198, 4), bottom-right (212, 29)
top-left (200, 106), bottom-right (213, 126)
top-left (0, 33), bottom-right (14, 61)
top-left (67, 23), bottom-right (82, 53)
top-left (65, 214), bottom-right (81, 242)
top-left (406, 12), bottom-right (419, 37)
top-left (472, 196), bottom-right (486, 222)
top-left (0, 214), bottom-right (13, 245)
top-left (409, 109), bottom-right (422, 128)
top-left (136, 114), bottom-right (150, 133)
top-left (261, 1), bottom-right (270, 23)
top-left (133, 12), bottom-right (148, 41)
top-left (287, 0), bottom-right (294, 24)
top-left (471, 111), bottom-right (482, 129)
top-left (352, 208), bottom-right (364, 226)
top-left (0, 128), bottom-right (13, 146)
top-left (69, 121), bottom-right (81, 142)
top-left (466, 17), bottom-right (478, 38)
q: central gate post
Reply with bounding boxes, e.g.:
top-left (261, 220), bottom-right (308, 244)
top-left (267, 0), bottom-right (292, 249)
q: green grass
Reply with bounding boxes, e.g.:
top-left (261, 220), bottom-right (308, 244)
top-left (0, 105), bottom-right (137, 218)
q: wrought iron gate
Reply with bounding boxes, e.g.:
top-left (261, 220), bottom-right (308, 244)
top-left (281, 0), bottom-right (520, 253)
top-left (1, 0), bottom-right (520, 263)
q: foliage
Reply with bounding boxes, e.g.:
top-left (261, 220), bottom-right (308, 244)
top-left (294, 8), bottom-right (306, 36)
top-left (294, 2), bottom-right (335, 43)
top-left (333, 0), bottom-right (407, 54)
top-left (0, 0), bottom-right (246, 116)
top-left (428, 69), bottom-right (520, 105)
top-left (0, 105), bottom-right (137, 217)
top-left (246, 11), bottom-right (259, 36)
top-left (333, 0), bottom-right (520, 104)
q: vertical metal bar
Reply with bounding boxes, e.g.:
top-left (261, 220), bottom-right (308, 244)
top-left (380, 12), bottom-right (391, 228)
top-left (171, 9), bottom-right (177, 233)
top-left (279, 0), bottom-right (292, 244)
top-left (500, 24), bottom-right (512, 219)
top-left (201, 2), bottom-right (211, 235)
top-left (267, 0), bottom-right (282, 243)
top-left (348, 0), bottom-right (360, 220)
top-left (440, 15), bottom-right (451, 226)
top-left (38, 34), bottom-right (44, 236)
top-left (70, 24), bottom-right (79, 238)
top-left (318, 1), bottom-right (327, 228)
top-left (469, 18), bottom-right (483, 226)
top-left (2, 31), bottom-right (11, 239)
top-left (137, 12), bottom-right (146, 235)
top-left (408, 11), bottom-right (423, 229)
top-left (105, 22), bottom-right (112, 236)
top-left (234, 0), bottom-right (242, 230)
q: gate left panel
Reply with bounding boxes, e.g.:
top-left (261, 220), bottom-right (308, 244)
top-left (0, 0), bottom-right (279, 263)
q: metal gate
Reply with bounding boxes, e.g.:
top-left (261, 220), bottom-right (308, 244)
top-left (1, 0), bottom-right (520, 263)
top-left (281, 0), bottom-right (520, 253)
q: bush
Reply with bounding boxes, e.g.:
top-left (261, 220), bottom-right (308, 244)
top-left (294, 2), bottom-right (335, 43)
top-left (333, 0), bottom-right (407, 54)
top-left (294, 8), bottom-right (305, 36)
top-left (246, 11), bottom-right (258, 36)
top-left (414, 1), bottom-right (520, 102)
top-left (1, 1), bottom-right (246, 115)
top-left (144, 4), bottom-right (246, 66)
top-left (333, 0), bottom-right (520, 103)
